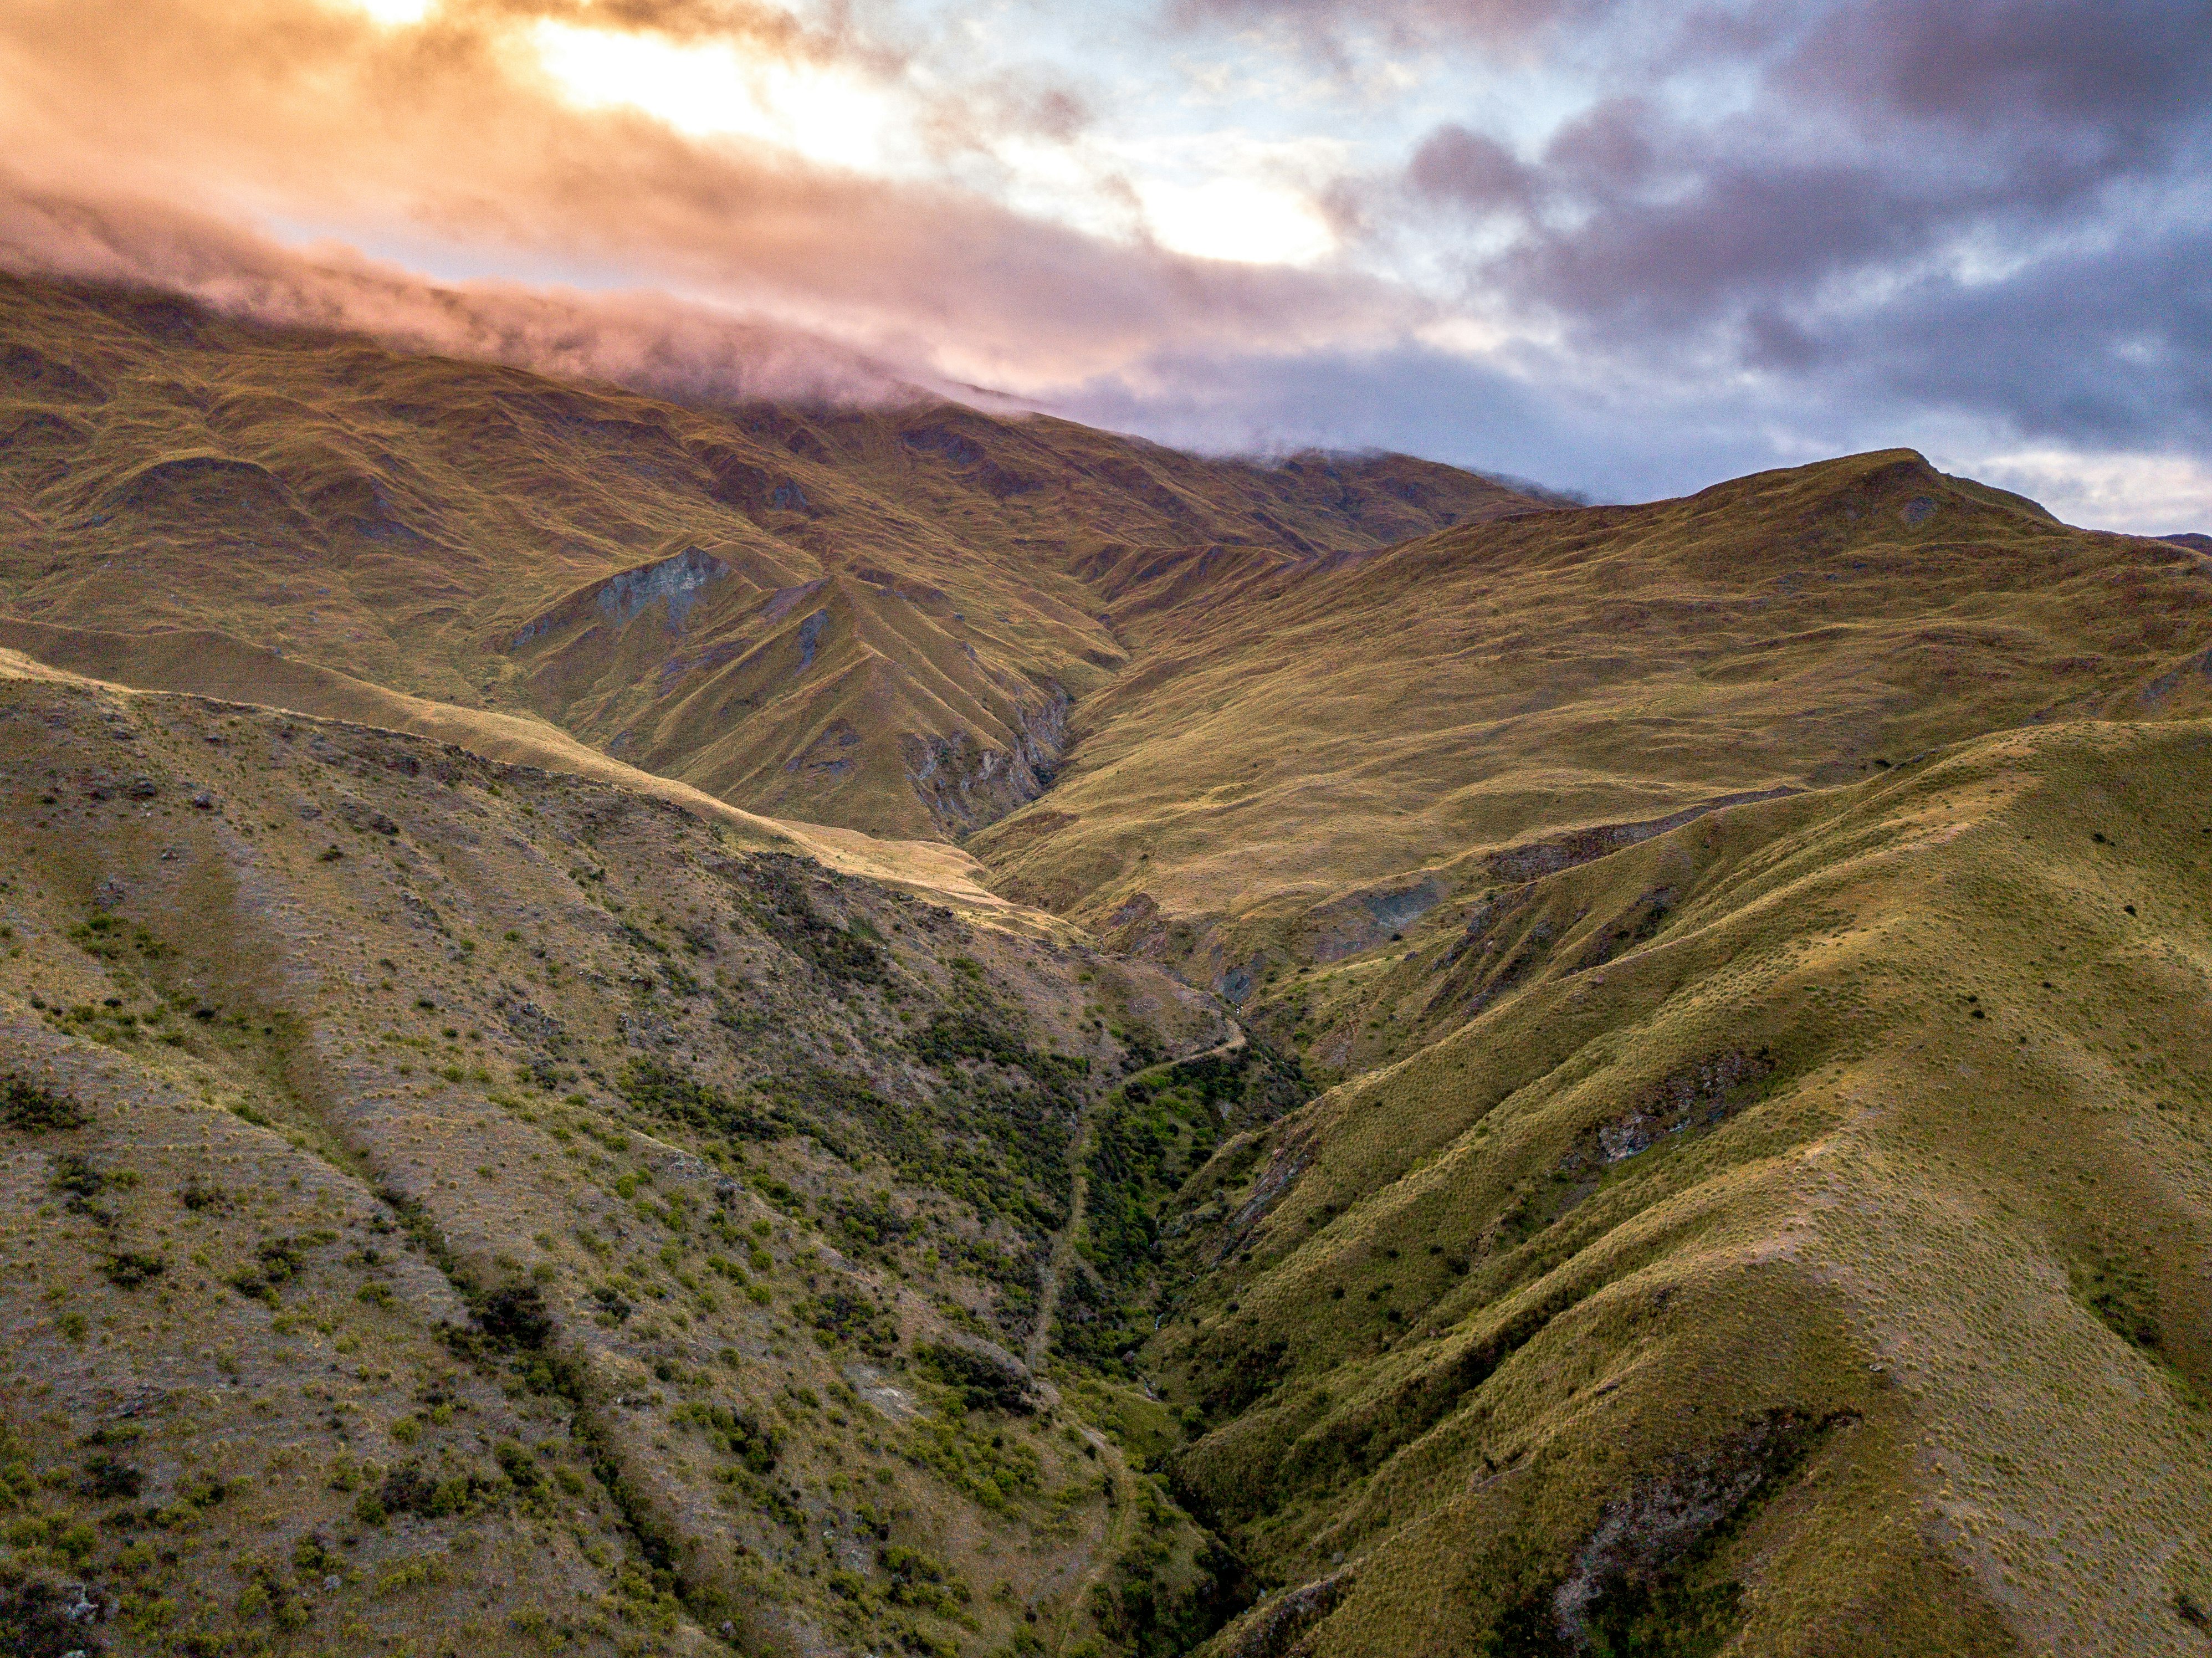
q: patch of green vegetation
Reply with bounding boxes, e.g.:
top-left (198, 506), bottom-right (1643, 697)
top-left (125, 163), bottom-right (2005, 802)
top-left (1085, 1480), bottom-right (1245, 1658)
top-left (879, 1544), bottom-right (972, 1613)
top-left (357, 1461), bottom-right (504, 1524)
top-left (618, 1057), bottom-right (785, 1142)
top-left (227, 1235), bottom-right (309, 1302)
top-left (736, 857), bottom-right (888, 989)
top-left (797, 1281), bottom-right (900, 1358)
top-left (66, 913), bottom-right (165, 962)
top-left (671, 1401), bottom-right (777, 1473)
top-left (0, 1076), bottom-right (83, 1133)
top-left (1058, 1051), bottom-right (1310, 1374)
top-left (901, 1410), bottom-right (1042, 1513)
top-left (826, 1188), bottom-right (912, 1264)
top-left (914, 1343), bottom-right (1035, 1414)
top-left (2073, 1250), bottom-right (2162, 1352)
top-left (100, 1249), bottom-right (165, 1288)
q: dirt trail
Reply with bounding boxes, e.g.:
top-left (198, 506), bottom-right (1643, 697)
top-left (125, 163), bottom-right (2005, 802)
top-left (1032, 1016), bottom-right (1246, 1651)
top-left (1049, 1420), bottom-right (1137, 1657)
top-left (1026, 1019), bottom-right (1245, 1372)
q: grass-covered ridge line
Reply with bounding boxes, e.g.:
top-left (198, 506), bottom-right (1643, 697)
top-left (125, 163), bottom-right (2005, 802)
top-left (0, 273), bottom-right (1529, 846)
top-left (1153, 718), bottom-right (2212, 1655)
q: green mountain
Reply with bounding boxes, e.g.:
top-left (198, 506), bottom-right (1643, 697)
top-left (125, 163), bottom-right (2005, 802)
top-left (0, 667), bottom-right (1243, 1658)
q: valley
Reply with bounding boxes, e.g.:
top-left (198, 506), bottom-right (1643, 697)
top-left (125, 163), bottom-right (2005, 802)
top-left (3, 270), bottom-right (2212, 1656)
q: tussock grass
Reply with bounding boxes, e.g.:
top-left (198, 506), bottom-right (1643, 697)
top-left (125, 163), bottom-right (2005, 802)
top-left (1160, 719), bottom-right (2212, 1655)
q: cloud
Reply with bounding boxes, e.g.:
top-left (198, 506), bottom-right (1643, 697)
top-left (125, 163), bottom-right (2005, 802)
top-left (1771, 218), bottom-right (2212, 453)
top-left (1407, 125), bottom-right (1540, 215)
top-left (1783, 0), bottom-right (2212, 137)
top-left (1162, 0), bottom-right (1596, 52)
top-left (1379, 0), bottom-right (2212, 472)
top-left (1974, 448), bottom-right (2212, 538)
top-left (0, 0), bottom-right (2204, 534)
top-left (0, 179), bottom-right (916, 406)
top-left (0, 0), bottom-right (1412, 395)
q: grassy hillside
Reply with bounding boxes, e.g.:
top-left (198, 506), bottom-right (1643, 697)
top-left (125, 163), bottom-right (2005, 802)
top-left (0, 616), bottom-right (1023, 918)
top-left (976, 450), bottom-right (2212, 995)
top-left (13, 272), bottom-right (2212, 1012)
top-left (0, 664), bottom-right (1264, 1658)
top-left (0, 275), bottom-right (1537, 841)
top-left (11, 267), bottom-right (2212, 1656)
top-left (1085, 717), bottom-right (2212, 1655)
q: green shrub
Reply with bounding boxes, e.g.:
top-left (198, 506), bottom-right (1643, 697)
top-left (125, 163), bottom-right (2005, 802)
top-left (913, 1343), bottom-right (1035, 1415)
top-left (102, 1250), bottom-right (165, 1288)
top-left (0, 1076), bottom-right (84, 1133)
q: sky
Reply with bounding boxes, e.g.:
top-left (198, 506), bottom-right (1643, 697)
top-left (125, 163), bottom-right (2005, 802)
top-left (1, 0), bottom-right (2206, 530)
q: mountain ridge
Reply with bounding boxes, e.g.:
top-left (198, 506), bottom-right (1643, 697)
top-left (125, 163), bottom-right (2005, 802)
top-left (0, 272), bottom-right (1543, 843)
top-left (7, 267), bottom-right (2212, 1657)
top-left (976, 444), bottom-right (2212, 1002)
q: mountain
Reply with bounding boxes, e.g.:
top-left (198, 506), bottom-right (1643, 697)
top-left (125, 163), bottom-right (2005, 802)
top-left (1129, 718), bottom-right (2212, 1655)
top-left (0, 662), bottom-right (1256, 1658)
top-left (13, 272), bottom-right (2206, 1016)
top-left (0, 274), bottom-right (1540, 842)
top-left (6, 267), bottom-right (2212, 1658)
top-left (974, 450), bottom-right (2212, 1002)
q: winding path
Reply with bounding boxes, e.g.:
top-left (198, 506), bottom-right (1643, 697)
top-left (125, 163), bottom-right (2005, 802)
top-left (1025, 1019), bottom-right (1245, 1372)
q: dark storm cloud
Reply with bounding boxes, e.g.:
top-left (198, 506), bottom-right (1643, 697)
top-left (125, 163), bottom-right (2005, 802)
top-left (1785, 0), bottom-right (2212, 136)
top-left (1760, 221), bottom-right (2212, 451)
top-left (1392, 0), bottom-right (2212, 451)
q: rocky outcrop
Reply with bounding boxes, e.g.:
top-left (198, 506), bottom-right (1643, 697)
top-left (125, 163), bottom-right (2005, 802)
top-left (1302, 873), bottom-right (1451, 963)
top-left (1200, 1566), bottom-right (1355, 1658)
top-left (509, 544), bottom-right (728, 646)
top-left (902, 685), bottom-right (1069, 834)
top-left (593, 544), bottom-right (726, 630)
top-left (1482, 789), bottom-right (1799, 885)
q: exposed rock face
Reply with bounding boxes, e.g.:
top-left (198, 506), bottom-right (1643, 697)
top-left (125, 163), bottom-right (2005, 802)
top-left (509, 544), bottom-right (728, 646)
top-left (795, 607), bottom-right (829, 669)
top-left (903, 685), bottom-right (1069, 834)
top-left (1551, 1411), bottom-right (1827, 1648)
top-left (1481, 789), bottom-right (1800, 885)
top-left (592, 544), bottom-right (726, 630)
top-left (1302, 873), bottom-right (1451, 963)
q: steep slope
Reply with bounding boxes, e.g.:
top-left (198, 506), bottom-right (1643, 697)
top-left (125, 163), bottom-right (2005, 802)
top-left (1086, 718), bottom-right (2212, 1656)
top-left (976, 450), bottom-right (2212, 994)
top-left (0, 664), bottom-right (1266, 1658)
top-left (0, 617), bottom-right (1016, 914)
top-left (16, 263), bottom-right (2212, 1658)
top-left (0, 274), bottom-right (1539, 840)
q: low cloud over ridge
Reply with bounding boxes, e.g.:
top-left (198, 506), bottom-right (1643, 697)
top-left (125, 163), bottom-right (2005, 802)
top-left (0, 0), bottom-right (2206, 530)
top-left (0, 181), bottom-right (920, 407)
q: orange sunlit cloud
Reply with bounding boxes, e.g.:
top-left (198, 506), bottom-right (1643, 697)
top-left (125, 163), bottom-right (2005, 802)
top-left (10, 0), bottom-right (2198, 530)
top-left (0, 0), bottom-right (1405, 398)
top-left (528, 20), bottom-right (892, 170)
